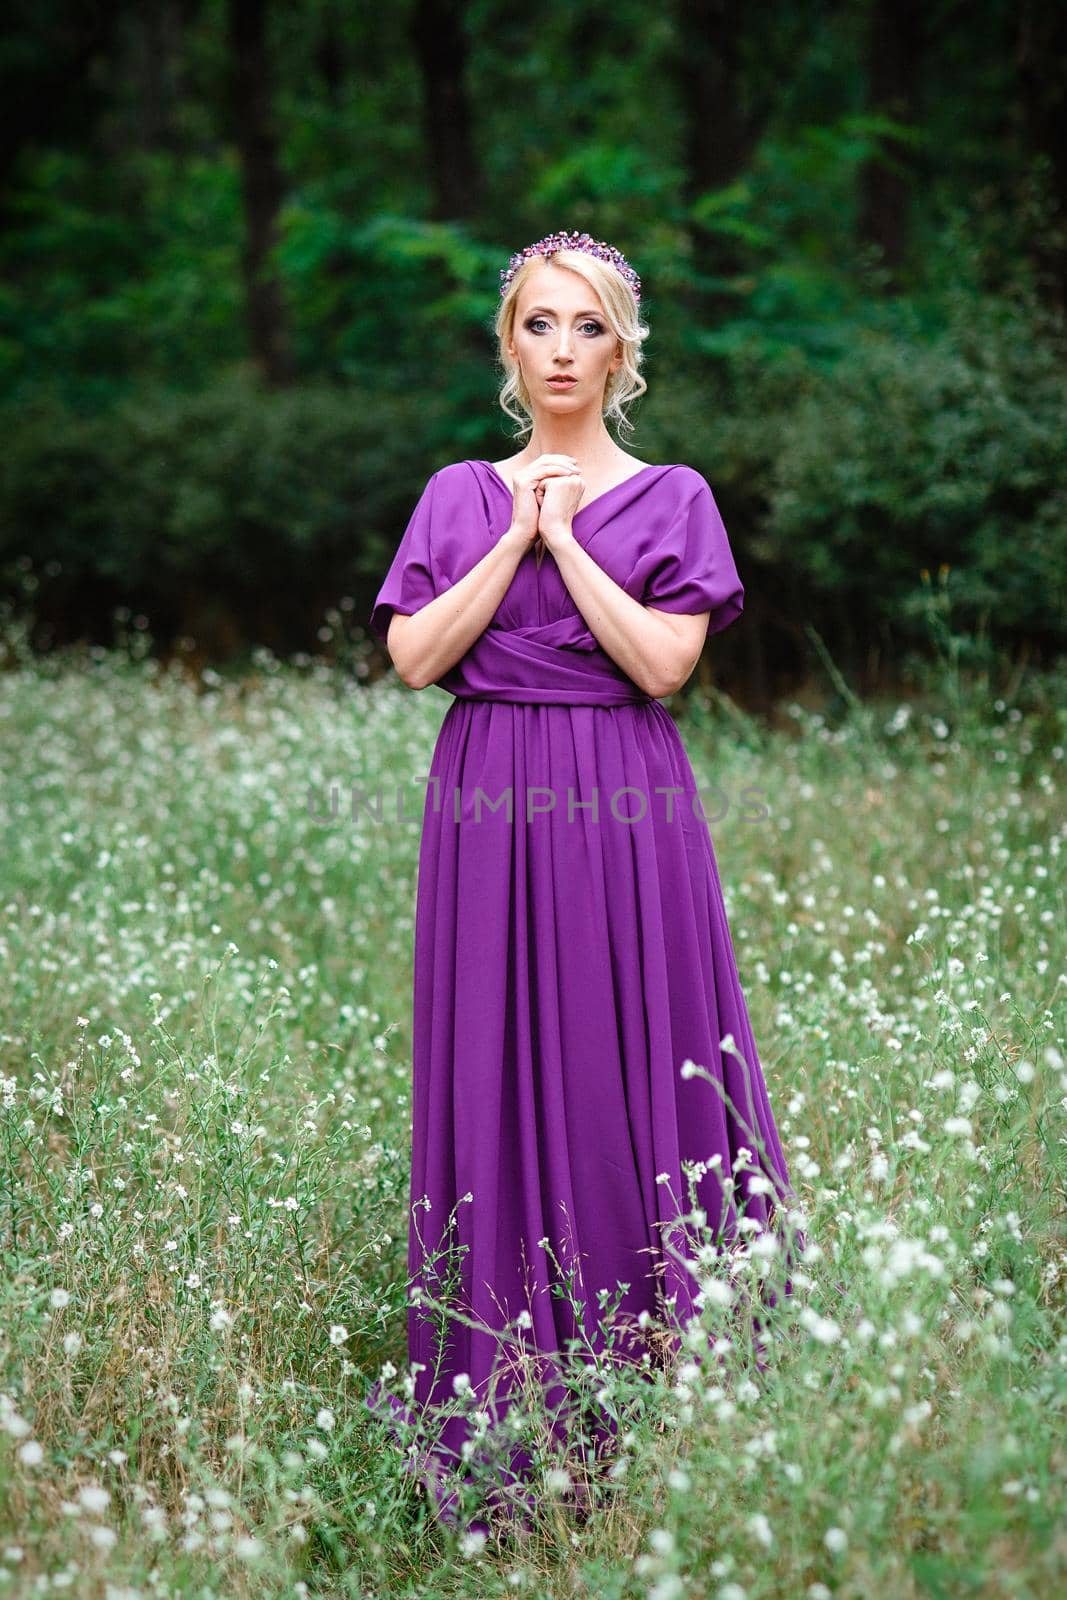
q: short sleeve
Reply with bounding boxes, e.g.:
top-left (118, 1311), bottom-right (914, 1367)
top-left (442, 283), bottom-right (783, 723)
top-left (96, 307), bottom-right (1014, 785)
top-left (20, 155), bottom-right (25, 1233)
top-left (368, 473), bottom-right (439, 643)
top-left (643, 478), bottom-right (745, 636)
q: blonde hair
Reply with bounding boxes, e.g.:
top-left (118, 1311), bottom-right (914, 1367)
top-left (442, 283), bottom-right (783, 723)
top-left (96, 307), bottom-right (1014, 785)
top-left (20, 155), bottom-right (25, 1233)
top-left (493, 248), bottom-right (650, 441)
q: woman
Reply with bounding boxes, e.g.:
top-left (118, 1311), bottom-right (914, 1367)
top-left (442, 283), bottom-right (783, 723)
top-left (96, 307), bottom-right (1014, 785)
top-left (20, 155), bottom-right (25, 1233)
top-left (365, 230), bottom-right (805, 1532)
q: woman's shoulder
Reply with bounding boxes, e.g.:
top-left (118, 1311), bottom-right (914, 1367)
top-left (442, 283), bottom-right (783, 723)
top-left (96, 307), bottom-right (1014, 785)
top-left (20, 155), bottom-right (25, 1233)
top-left (648, 463), bottom-right (718, 517)
top-left (413, 460), bottom-right (491, 500)
top-left (431, 459), bottom-right (488, 479)
top-left (658, 462), bottom-right (709, 490)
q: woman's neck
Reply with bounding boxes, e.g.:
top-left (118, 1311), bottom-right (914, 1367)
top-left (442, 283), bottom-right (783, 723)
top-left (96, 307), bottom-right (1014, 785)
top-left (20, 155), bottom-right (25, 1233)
top-left (521, 420), bottom-right (623, 468)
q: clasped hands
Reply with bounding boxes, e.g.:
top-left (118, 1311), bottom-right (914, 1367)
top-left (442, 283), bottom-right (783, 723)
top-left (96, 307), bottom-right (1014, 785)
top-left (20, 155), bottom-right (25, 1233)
top-left (508, 452), bottom-right (587, 562)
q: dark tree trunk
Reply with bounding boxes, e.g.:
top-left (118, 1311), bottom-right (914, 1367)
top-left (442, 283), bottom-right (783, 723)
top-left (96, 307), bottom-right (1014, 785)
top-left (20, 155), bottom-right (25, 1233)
top-left (1016, 0), bottom-right (1067, 310)
top-left (857, 0), bottom-right (924, 287)
top-left (227, 0), bottom-right (296, 386)
top-left (673, 0), bottom-right (772, 325)
top-left (410, 0), bottom-right (482, 220)
top-left (317, 0), bottom-right (344, 103)
top-left (677, 0), bottom-right (758, 200)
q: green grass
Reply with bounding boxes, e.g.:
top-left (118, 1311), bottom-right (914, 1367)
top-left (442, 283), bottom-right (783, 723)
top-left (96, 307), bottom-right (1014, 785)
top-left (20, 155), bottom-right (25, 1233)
top-left (0, 628), bottom-right (1064, 1599)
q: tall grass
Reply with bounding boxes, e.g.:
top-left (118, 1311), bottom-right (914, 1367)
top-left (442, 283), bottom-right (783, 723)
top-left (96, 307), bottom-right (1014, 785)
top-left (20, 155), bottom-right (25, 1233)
top-left (0, 621), bottom-right (1063, 1597)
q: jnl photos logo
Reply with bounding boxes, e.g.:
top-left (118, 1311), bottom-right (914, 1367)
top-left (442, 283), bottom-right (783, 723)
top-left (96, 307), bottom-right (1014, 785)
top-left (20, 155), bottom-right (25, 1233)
top-left (307, 779), bottom-right (769, 827)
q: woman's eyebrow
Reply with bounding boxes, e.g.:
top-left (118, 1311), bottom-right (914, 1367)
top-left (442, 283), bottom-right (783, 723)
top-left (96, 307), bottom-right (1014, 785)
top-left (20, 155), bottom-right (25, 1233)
top-left (526, 305), bottom-right (604, 317)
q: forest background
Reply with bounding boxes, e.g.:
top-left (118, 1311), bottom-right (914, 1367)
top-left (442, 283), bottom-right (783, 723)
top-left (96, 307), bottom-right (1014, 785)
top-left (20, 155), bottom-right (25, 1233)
top-left (2, 7), bottom-right (1066, 1593)
top-left (2, 0), bottom-right (1066, 704)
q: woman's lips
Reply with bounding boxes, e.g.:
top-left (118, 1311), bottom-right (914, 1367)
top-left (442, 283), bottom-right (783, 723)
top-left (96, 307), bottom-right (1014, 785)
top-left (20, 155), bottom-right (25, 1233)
top-left (547, 377), bottom-right (577, 387)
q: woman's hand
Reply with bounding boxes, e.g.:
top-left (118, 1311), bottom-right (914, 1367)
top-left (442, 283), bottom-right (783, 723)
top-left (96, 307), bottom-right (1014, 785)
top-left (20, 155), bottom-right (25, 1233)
top-left (537, 469), bottom-right (586, 549)
top-left (507, 454), bottom-right (580, 555)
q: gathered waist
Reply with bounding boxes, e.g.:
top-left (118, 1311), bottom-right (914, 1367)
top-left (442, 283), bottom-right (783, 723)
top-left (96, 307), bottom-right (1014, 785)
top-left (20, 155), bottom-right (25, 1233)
top-left (434, 618), bottom-right (653, 707)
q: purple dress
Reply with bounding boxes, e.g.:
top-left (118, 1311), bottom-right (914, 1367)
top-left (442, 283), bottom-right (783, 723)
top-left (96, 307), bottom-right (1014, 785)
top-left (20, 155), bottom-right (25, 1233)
top-left (365, 460), bottom-right (803, 1525)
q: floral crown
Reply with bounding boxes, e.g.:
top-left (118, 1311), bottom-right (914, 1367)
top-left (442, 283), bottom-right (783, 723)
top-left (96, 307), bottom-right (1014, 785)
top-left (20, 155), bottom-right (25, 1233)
top-left (498, 229), bottom-right (641, 305)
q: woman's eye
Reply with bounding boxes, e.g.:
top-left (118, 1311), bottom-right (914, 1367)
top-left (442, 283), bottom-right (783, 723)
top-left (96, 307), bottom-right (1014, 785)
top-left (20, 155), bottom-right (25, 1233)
top-left (527, 318), bottom-right (603, 335)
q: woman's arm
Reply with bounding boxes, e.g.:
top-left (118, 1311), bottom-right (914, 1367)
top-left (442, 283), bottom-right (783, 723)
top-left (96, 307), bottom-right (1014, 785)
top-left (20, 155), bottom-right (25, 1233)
top-left (387, 525), bottom-right (530, 689)
top-left (547, 534), bottom-right (710, 699)
top-left (534, 471), bottom-right (716, 698)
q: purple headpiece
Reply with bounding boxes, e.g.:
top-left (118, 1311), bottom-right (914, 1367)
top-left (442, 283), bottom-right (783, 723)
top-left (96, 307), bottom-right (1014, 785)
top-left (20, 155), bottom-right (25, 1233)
top-left (499, 229), bottom-right (641, 305)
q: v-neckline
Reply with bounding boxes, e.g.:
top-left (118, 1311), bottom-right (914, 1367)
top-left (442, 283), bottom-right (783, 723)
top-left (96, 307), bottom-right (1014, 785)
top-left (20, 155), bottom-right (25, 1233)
top-left (475, 459), bottom-right (664, 521)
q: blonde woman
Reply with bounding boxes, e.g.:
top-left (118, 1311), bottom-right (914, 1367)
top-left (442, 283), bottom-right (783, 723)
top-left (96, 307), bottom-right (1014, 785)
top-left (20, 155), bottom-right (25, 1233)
top-left (366, 231), bottom-right (804, 1533)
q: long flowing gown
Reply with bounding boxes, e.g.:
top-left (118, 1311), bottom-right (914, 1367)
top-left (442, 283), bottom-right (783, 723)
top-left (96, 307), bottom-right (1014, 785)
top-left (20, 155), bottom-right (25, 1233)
top-left (364, 459), bottom-right (804, 1527)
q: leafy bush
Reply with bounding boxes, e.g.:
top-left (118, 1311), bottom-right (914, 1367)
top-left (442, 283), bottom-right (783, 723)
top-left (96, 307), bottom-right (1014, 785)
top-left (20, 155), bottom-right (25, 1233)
top-left (744, 289), bottom-right (1067, 650)
top-left (0, 375), bottom-right (446, 655)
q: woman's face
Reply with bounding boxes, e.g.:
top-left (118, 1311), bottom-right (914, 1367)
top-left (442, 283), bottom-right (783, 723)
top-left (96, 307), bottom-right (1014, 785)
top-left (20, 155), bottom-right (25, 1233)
top-left (508, 262), bottom-right (623, 409)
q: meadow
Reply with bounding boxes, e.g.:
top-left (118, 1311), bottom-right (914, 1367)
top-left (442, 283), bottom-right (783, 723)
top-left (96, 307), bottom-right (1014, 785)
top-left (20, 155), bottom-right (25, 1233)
top-left (0, 619), bottom-right (1064, 1599)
